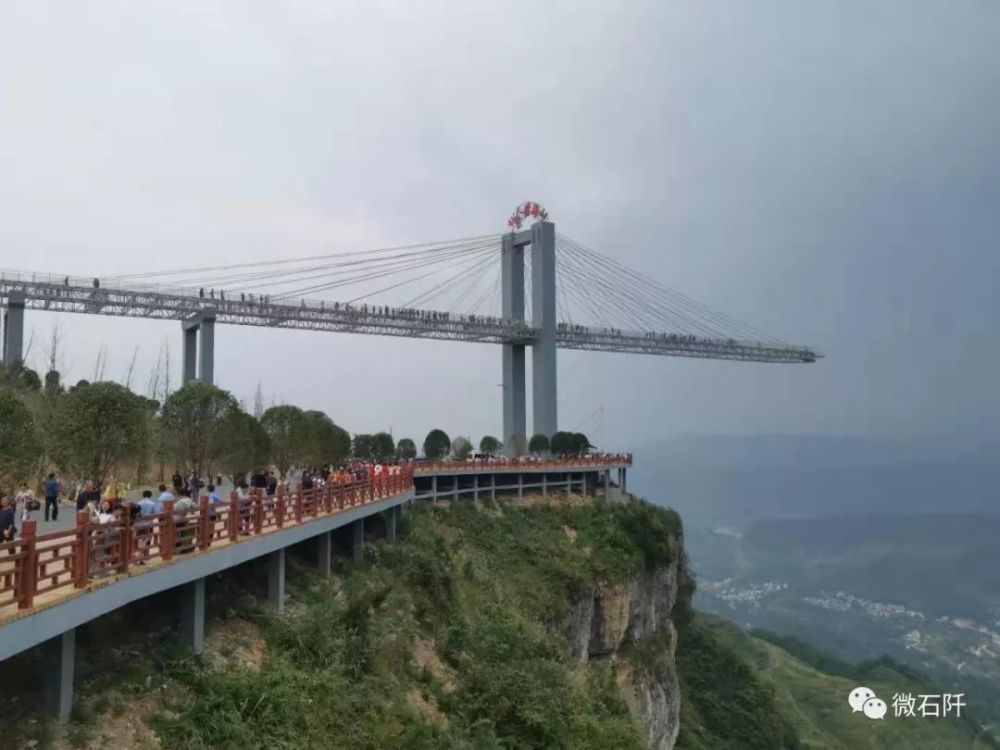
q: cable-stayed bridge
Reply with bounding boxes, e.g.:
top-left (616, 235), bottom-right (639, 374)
top-left (0, 217), bottom-right (820, 451)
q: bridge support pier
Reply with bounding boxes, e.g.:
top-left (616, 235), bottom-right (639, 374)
top-left (267, 549), bottom-right (285, 612)
top-left (182, 308), bottom-right (216, 385)
top-left (541, 473), bottom-right (547, 497)
top-left (2, 290), bottom-right (25, 367)
top-left (353, 518), bottom-right (364, 562)
top-left (501, 232), bottom-right (527, 456)
top-left (386, 506), bottom-right (397, 541)
top-left (490, 474), bottom-right (496, 501)
top-left (180, 578), bottom-right (206, 655)
top-left (316, 532), bottom-right (331, 575)
top-left (42, 628), bottom-right (75, 722)
top-left (530, 221), bottom-right (558, 440)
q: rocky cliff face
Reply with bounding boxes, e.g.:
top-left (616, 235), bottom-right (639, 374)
top-left (568, 537), bottom-right (684, 750)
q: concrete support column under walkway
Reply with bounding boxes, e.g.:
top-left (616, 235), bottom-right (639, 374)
top-left (353, 518), bottom-right (364, 561)
top-left (268, 549), bottom-right (285, 612)
top-left (43, 628), bottom-right (75, 722)
top-left (386, 507), bottom-right (397, 541)
top-left (180, 578), bottom-right (206, 655)
top-left (316, 531), bottom-right (332, 575)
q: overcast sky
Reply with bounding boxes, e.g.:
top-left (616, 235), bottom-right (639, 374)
top-left (1, 1), bottom-right (997, 450)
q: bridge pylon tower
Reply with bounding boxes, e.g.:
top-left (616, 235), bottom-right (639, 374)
top-left (501, 220), bottom-right (557, 455)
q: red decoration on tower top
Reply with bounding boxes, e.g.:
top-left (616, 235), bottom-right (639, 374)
top-left (507, 201), bottom-right (549, 229)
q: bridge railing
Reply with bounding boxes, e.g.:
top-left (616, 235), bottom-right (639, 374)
top-left (0, 467), bottom-right (414, 620)
top-left (413, 454), bottom-right (633, 472)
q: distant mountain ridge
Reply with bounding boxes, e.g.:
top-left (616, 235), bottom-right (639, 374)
top-left (631, 434), bottom-right (998, 527)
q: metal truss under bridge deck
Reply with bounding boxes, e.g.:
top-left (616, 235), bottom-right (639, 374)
top-left (0, 274), bottom-right (819, 364)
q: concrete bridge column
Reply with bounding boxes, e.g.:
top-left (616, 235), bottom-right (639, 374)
top-left (199, 313), bottom-right (215, 385)
top-left (353, 518), bottom-right (364, 562)
top-left (501, 232), bottom-right (527, 455)
top-left (182, 308), bottom-right (217, 385)
top-left (180, 578), bottom-right (206, 654)
top-left (386, 506), bottom-right (397, 541)
top-left (182, 322), bottom-right (198, 385)
top-left (2, 290), bottom-right (25, 367)
top-left (490, 473), bottom-right (496, 500)
top-left (621, 467), bottom-right (627, 494)
top-left (267, 549), bottom-right (285, 612)
top-left (566, 473), bottom-right (572, 496)
top-left (530, 220), bottom-right (557, 439)
top-left (317, 532), bottom-right (332, 575)
top-left (541, 473), bottom-right (547, 497)
top-left (42, 628), bottom-right (75, 722)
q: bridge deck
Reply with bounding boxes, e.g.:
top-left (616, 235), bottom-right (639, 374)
top-left (0, 274), bottom-right (818, 363)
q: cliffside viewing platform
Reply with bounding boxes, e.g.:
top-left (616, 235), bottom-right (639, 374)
top-left (0, 455), bottom-right (633, 721)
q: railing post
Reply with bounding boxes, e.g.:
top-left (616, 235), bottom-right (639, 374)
top-left (161, 500), bottom-right (175, 561)
top-left (18, 519), bottom-right (37, 610)
top-left (253, 491), bottom-right (263, 535)
top-left (199, 496), bottom-right (211, 551)
top-left (312, 485), bottom-right (320, 518)
top-left (119, 508), bottom-right (131, 575)
top-left (73, 512), bottom-right (89, 588)
top-left (228, 492), bottom-right (239, 542)
top-left (275, 485), bottom-right (285, 528)
top-left (293, 484), bottom-right (303, 524)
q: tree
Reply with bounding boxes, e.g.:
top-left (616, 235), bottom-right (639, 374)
top-left (549, 431), bottom-right (576, 456)
top-left (479, 435), bottom-right (501, 456)
top-left (52, 381), bottom-right (150, 486)
top-left (352, 434), bottom-right (375, 460)
top-left (261, 405), bottom-right (307, 478)
top-left (451, 436), bottom-right (473, 460)
top-left (423, 429), bottom-right (451, 460)
top-left (302, 410), bottom-right (350, 467)
top-left (43, 370), bottom-right (63, 399)
top-left (219, 410), bottom-right (270, 484)
top-left (0, 391), bottom-right (41, 492)
top-left (572, 432), bottom-right (592, 455)
top-left (372, 432), bottom-right (395, 462)
top-left (528, 433), bottom-right (550, 454)
top-left (160, 382), bottom-right (240, 480)
top-left (16, 367), bottom-right (41, 392)
top-left (395, 438), bottom-right (417, 460)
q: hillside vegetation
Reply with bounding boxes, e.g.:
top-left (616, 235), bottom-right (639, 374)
top-left (676, 613), bottom-right (999, 750)
top-left (9, 496), bottom-right (993, 750)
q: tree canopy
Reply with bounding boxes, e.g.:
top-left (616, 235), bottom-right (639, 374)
top-left (550, 431), bottom-right (590, 456)
top-left (451, 436), bottom-right (473, 460)
top-left (395, 438), bottom-right (417, 460)
top-left (371, 432), bottom-right (395, 462)
top-left (0, 390), bottom-right (41, 492)
top-left (261, 405), bottom-right (308, 477)
top-left (353, 432), bottom-right (395, 462)
top-left (423, 429), bottom-right (451, 459)
top-left (218, 409), bottom-right (270, 484)
top-left (52, 381), bottom-right (150, 486)
top-left (479, 435), bottom-right (501, 456)
top-left (302, 410), bottom-right (350, 467)
top-left (160, 381), bottom-right (241, 479)
top-left (528, 433), bottom-right (550, 453)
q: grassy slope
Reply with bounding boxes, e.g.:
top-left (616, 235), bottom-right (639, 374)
top-left (145, 497), bottom-right (683, 750)
top-left (678, 613), bottom-right (999, 750)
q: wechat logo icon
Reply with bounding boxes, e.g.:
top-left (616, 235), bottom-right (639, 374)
top-left (849, 687), bottom-right (887, 720)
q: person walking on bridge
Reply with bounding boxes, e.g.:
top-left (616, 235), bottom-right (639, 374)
top-left (44, 473), bottom-right (60, 522)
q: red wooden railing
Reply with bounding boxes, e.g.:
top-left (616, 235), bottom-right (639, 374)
top-left (0, 466), bottom-right (414, 618)
top-left (413, 454), bottom-right (632, 472)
